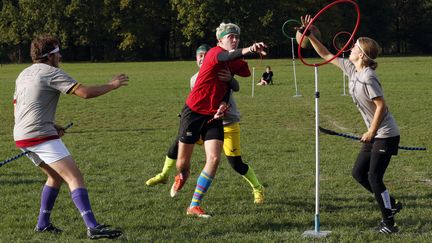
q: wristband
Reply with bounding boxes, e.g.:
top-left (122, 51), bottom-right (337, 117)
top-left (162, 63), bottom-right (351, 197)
top-left (298, 26), bottom-right (311, 36)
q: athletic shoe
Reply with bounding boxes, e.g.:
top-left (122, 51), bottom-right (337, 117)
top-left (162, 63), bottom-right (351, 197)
top-left (253, 185), bottom-right (265, 204)
top-left (376, 221), bottom-right (399, 234)
top-left (34, 223), bottom-right (62, 234)
top-left (87, 224), bottom-right (122, 239)
top-left (186, 206), bottom-right (211, 218)
top-left (146, 173), bottom-right (168, 186)
top-left (170, 174), bottom-right (185, 197)
top-left (391, 201), bottom-right (403, 216)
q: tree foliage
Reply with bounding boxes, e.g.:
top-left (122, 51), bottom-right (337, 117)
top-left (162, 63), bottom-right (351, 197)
top-left (0, 0), bottom-right (430, 62)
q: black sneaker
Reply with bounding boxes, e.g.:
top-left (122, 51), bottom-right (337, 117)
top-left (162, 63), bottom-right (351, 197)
top-left (376, 221), bottom-right (399, 234)
top-left (34, 223), bottom-right (63, 234)
top-left (87, 224), bottom-right (122, 239)
top-left (391, 201), bottom-right (403, 216)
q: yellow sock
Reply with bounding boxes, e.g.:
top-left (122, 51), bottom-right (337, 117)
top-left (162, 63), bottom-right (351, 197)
top-left (242, 167), bottom-right (262, 189)
top-left (161, 156), bottom-right (176, 176)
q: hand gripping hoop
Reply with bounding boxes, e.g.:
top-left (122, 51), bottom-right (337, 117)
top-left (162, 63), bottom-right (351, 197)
top-left (298, 0), bottom-right (361, 67)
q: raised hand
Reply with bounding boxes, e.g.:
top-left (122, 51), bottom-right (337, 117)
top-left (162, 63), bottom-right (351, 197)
top-left (301, 15), bottom-right (312, 27)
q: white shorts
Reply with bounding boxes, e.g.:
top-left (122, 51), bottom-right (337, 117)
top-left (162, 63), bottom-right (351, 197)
top-left (22, 139), bottom-right (71, 166)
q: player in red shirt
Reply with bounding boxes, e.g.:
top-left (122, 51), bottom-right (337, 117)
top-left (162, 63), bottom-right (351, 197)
top-left (170, 22), bottom-right (267, 218)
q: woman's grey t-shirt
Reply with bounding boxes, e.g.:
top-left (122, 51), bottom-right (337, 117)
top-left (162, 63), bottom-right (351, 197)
top-left (338, 58), bottom-right (399, 138)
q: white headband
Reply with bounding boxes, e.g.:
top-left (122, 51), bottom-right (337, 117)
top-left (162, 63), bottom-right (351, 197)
top-left (40, 46), bottom-right (60, 58)
top-left (355, 40), bottom-right (373, 60)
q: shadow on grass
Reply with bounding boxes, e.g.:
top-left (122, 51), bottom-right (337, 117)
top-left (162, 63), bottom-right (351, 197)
top-left (0, 178), bottom-right (41, 185)
top-left (68, 128), bottom-right (157, 134)
top-left (318, 193), bottom-right (432, 233)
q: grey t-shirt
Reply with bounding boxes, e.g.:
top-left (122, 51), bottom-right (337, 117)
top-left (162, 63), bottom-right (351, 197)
top-left (338, 58), bottom-right (399, 138)
top-left (190, 72), bottom-right (240, 125)
top-left (14, 63), bottom-right (77, 141)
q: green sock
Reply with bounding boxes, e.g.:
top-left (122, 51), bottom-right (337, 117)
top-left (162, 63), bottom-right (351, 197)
top-left (242, 166), bottom-right (262, 189)
top-left (161, 156), bottom-right (176, 176)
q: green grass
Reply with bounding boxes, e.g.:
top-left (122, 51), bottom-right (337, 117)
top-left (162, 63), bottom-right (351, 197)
top-left (0, 57), bottom-right (431, 242)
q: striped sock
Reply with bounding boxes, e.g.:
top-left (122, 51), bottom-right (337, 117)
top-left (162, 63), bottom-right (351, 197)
top-left (190, 171), bottom-right (213, 207)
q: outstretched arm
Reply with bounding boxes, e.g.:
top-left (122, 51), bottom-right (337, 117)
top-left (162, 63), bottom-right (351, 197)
top-left (217, 42), bottom-right (267, 62)
top-left (300, 15), bottom-right (341, 68)
top-left (72, 74), bottom-right (129, 99)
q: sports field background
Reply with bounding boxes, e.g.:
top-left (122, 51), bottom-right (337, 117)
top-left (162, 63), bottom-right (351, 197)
top-left (0, 57), bottom-right (431, 242)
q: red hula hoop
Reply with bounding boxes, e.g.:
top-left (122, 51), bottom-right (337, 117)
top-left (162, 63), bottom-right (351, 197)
top-left (333, 31), bottom-right (354, 52)
top-left (298, 0), bottom-right (361, 67)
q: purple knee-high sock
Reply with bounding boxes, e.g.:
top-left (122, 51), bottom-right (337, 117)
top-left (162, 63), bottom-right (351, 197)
top-left (71, 188), bottom-right (98, 228)
top-left (37, 185), bottom-right (60, 228)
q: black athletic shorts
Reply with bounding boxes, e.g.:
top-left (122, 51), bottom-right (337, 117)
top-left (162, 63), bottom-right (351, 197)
top-left (360, 135), bottom-right (400, 155)
top-left (178, 105), bottom-right (224, 144)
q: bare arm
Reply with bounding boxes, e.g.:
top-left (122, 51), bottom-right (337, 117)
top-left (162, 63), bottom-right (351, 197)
top-left (73, 74), bottom-right (129, 99)
top-left (300, 15), bottom-right (341, 68)
top-left (361, 97), bottom-right (387, 142)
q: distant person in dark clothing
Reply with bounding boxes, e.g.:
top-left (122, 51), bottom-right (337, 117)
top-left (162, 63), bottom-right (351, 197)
top-left (257, 66), bottom-right (273, 85)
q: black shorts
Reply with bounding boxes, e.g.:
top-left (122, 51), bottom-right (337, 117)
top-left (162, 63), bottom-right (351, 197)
top-left (178, 105), bottom-right (224, 144)
top-left (360, 135), bottom-right (400, 155)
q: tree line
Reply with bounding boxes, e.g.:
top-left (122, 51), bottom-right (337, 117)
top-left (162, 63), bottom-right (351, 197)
top-left (0, 0), bottom-right (431, 63)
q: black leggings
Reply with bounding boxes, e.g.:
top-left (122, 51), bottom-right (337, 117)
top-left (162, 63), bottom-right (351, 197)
top-left (352, 151), bottom-right (392, 194)
top-left (352, 149), bottom-right (395, 219)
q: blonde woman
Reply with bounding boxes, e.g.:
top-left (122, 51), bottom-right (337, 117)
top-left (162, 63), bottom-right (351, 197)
top-left (300, 15), bottom-right (402, 234)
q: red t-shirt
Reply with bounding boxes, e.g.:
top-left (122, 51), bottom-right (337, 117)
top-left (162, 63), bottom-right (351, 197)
top-left (186, 46), bottom-right (251, 115)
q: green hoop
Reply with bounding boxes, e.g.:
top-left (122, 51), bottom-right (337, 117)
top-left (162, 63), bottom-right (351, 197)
top-left (282, 19), bottom-right (301, 39)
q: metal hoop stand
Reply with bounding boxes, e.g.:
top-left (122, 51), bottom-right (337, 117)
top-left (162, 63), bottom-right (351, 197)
top-left (297, 0), bottom-right (361, 238)
top-left (282, 19), bottom-right (302, 97)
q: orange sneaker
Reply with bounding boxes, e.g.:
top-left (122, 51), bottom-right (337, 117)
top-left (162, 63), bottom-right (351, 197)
top-left (186, 206), bottom-right (211, 218)
top-left (170, 174), bottom-right (185, 197)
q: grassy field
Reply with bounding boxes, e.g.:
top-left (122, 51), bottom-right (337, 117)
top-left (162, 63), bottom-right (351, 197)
top-left (0, 57), bottom-right (431, 242)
